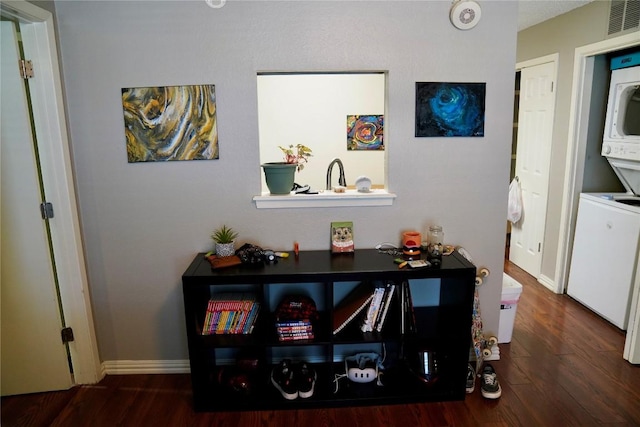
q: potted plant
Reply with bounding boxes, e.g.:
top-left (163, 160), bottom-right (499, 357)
top-left (211, 225), bottom-right (238, 257)
top-left (261, 144), bottom-right (312, 195)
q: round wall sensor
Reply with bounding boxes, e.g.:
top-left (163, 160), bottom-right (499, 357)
top-left (450, 0), bottom-right (482, 30)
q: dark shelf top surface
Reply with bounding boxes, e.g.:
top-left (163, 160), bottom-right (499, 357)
top-left (183, 249), bottom-right (475, 284)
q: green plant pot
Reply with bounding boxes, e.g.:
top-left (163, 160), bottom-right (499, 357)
top-left (261, 162), bottom-right (297, 195)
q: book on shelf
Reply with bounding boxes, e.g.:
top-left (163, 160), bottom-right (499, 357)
top-left (277, 325), bottom-right (313, 333)
top-left (332, 281), bottom-right (374, 335)
top-left (332, 281), bottom-right (399, 334)
top-left (363, 281), bottom-right (396, 333)
top-left (276, 319), bottom-right (314, 340)
top-left (276, 319), bottom-right (313, 327)
top-left (243, 302), bottom-right (261, 334)
top-left (274, 295), bottom-right (318, 341)
top-left (402, 281), bottom-right (416, 334)
top-left (361, 283), bottom-right (387, 333)
top-left (278, 332), bottom-right (315, 341)
top-left (202, 293), bottom-right (259, 335)
top-left (374, 282), bottom-right (396, 332)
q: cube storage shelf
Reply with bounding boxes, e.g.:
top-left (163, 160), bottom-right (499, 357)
top-left (182, 249), bottom-right (476, 411)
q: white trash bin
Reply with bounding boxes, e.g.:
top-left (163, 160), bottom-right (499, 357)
top-left (498, 273), bottom-right (523, 343)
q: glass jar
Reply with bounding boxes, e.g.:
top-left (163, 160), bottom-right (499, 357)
top-left (427, 225), bottom-right (444, 266)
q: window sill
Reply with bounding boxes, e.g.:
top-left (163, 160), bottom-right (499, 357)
top-left (253, 189), bottom-right (396, 209)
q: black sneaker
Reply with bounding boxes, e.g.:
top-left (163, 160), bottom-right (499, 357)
top-left (297, 362), bottom-right (316, 399)
top-left (466, 363), bottom-right (475, 393)
top-left (271, 359), bottom-right (298, 400)
top-left (480, 363), bottom-right (501, 399)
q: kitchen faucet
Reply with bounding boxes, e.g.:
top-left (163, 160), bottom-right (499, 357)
top-left (326, 158), bottom-right (346, 190)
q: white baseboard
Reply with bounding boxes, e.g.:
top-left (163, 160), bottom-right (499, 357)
top-left (538, 274), bottom-right (559, 294)
top-left (102, 359), bottom-right (191, 375)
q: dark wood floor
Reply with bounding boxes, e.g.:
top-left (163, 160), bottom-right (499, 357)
top-left (3, 260), bottom-right (640, 426)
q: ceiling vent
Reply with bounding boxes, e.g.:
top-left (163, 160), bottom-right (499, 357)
top-left (607, 0), bottom-right (640, 36)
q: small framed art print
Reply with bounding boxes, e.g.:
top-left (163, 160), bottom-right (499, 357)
top-left (331, 221), bottom-right (355, 253)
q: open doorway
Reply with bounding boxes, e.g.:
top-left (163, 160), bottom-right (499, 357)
top-left (505, 71), bottom-right (520, 260)
top-left (0, 0), bottom-right (100, 394)
top-left (508, 55), bottom-right (558, 279)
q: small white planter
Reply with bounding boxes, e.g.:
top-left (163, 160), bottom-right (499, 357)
top-left (215, 242), bottom-right (235, 257)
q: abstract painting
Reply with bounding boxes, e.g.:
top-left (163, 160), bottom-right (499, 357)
top-left (415, 82), bottom-right (485, 137)
top-left (122, 84), bottom-right (219, 162)
top-left (347, 115), bottom-right (384, 150)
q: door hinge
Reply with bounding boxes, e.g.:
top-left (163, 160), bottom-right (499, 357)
top-left (40, 202), bottom-right (54, 219)
top-left (551, 81), bottom-right (554, 92)
top-left (61, 327), bottom-right (75, 344)
top-left (538, 242), bottom-right (542, 252)
top-left (19, 59), bottom-right (34, 79)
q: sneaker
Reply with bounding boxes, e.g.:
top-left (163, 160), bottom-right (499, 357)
top-left (480, 364), bottom-right (501, 399)
top-left (465, 363), bottom-right (475, 393)
top-left (297, 362), bottom-right (317, 398)
top-left (271, 359), bottom-right (298, 400)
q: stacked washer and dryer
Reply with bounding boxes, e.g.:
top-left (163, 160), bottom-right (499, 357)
top-left (567, 51), bottom-right (640, 364)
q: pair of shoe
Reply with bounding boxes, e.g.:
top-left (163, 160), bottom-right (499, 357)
top-left (466, 363), bottom-right (501, 399)
top-left (271, 359), bottom-right (317, 400)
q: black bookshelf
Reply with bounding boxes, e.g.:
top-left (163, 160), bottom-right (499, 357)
top-left (182, 249), bottom-right (475, 411)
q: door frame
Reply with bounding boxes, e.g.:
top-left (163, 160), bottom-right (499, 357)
top-left (0, 0), bottom-right (101, 385)
top-left (557, 31), bottom-right (640, 295)
top-left (512, 53), bottom-right (558, 285)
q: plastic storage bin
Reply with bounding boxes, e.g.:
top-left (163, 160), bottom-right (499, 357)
top-left (498, 273), bottom-right (523, 343)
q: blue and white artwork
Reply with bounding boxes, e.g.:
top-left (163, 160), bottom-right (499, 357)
top-left (415, 82), bottom-right (485, 137)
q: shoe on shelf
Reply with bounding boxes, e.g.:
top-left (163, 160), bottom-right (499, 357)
top-left (466, 363), bottom-right (476, 394)
top-left (480, 363), bottom-right (502, 399)
top-left (271, 359), bottom-right (298, 400)
top-left (297, 362), bottom-right (317, 399)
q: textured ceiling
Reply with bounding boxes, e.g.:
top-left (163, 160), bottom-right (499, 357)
top-left (518, 0), bottom-right (597, 31)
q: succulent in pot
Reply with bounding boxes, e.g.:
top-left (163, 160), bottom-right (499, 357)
top-left (211, 225), bottom-right (238, 257)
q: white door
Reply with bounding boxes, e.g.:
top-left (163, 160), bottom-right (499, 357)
top-left (509, 61), bottom-right (556, 278)
top-left (1, 20), bottom-right (74, 395)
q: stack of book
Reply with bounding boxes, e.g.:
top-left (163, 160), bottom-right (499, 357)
top-left (275, 319), bottom-right (315, 341)
top-left (332, 281), bottom-right (396, 335)
top-left (361, 282), bottom-right (396, 333)
top-left (274, 294), bottom-right (318, 342)
top-left (202, 293), bottom-right (260, 335)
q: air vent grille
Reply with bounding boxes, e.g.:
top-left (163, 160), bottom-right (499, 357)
top-left (608, 0), bottom-right (640, 35)
top-left (623, 0), bottom-right (640, 30)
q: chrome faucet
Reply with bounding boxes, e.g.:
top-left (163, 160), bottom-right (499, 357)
top-left (326, 158), bottom-right (346, 190)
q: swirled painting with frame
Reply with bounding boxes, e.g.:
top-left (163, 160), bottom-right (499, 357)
top-left (122, 84), bottom-right (219, 162)
top-left (415, 82), bottom-right (485, 138)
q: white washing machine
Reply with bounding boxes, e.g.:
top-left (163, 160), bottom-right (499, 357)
top-left (567, 191), bottom-right (640, 329)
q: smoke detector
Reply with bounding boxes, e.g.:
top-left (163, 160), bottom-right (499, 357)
top-left (450, 1), bottom-right (482, 30)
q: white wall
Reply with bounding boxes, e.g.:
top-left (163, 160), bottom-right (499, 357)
top-left (54, 0), bottom-right (517, 363)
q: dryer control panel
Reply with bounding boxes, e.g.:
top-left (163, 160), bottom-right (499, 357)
top-left (602, 141), bottom-right (640, 162)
